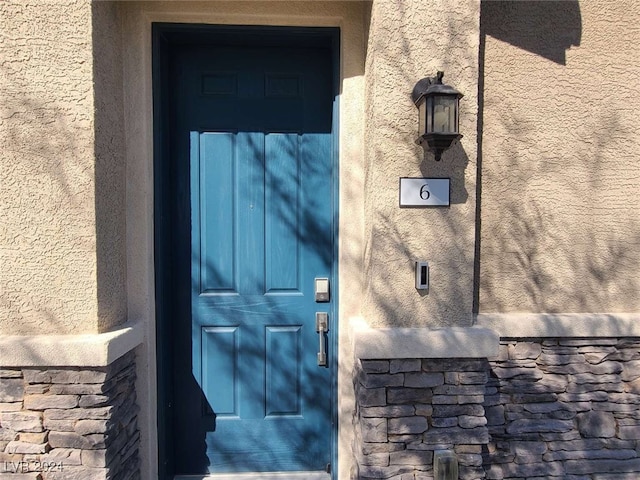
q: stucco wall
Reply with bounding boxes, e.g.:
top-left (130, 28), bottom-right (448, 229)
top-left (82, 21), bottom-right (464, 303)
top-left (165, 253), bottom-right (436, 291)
top-left (0, 0), bottom-right (97, 334)
top-left (363, 0), bottom-right (480, 327)
top-left (92, 1), bottom-right (128, 333)
top-left (0, 1), bottom-right (127, 335)
top-left (479, 0), bottom-right (640, 313)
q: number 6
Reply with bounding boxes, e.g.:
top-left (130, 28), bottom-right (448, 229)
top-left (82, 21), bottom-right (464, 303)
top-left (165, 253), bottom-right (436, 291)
top-left (420, 184), bottom-right (430, 200)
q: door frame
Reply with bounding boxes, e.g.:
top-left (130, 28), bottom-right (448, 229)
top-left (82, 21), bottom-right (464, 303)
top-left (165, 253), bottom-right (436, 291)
top-left (152, 23), bottom-right (340, 480)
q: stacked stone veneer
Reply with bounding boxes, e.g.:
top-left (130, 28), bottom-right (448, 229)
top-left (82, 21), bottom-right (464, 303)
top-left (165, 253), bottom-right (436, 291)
top-left (354, 358), bottom-right (490, 480)
top-left (0, 351), bottom-right (139, 480)
top-left (355, 338), bottom-right (640, 480)
top-left (485, 338), bottom-right (640, 480)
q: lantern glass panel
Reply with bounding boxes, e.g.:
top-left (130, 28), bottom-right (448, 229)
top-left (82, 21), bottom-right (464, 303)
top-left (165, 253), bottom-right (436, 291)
top-left (418, 99), bottom-right (426, 137)
top-left (426, 96), bottom-right (433, 134)
top-left (433, 96), bottom-right (457, 133)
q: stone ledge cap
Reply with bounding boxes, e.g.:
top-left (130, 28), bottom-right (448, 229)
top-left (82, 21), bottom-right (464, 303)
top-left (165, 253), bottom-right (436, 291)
top-left (353, 325), bottom-right (499, 360)
top-left (0, 321), bottom-right (143, 367)
top-left (476, 313), bottom-right (640, 338)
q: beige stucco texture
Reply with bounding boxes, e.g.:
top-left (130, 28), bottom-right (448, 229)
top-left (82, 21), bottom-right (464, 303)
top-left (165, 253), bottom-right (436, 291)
top-left (363, 0), bottom-right (480, 327)
top-left (479, 0), bottom-right (640, 314)
top-left (0, 1), bottom-right (127, 335)
top-left (2, 0), bottom-right (96, 334)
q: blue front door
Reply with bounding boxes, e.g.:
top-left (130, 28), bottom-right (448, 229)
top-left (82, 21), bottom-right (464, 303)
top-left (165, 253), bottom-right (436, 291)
top-left (166, 31), bottom-right (337, 475)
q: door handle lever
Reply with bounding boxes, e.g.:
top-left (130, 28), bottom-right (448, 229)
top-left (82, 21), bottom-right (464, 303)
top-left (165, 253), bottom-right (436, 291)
top-left (316, 312), bottom-right (329, 366)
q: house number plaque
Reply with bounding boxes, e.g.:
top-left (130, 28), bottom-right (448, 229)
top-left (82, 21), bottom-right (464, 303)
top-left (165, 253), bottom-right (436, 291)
top-left (399, 177), bottom-right (450, 207)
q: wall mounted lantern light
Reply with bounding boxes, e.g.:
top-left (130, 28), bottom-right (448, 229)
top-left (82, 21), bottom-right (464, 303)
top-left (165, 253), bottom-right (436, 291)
top-left (412, 71), bottom-right (463, 161)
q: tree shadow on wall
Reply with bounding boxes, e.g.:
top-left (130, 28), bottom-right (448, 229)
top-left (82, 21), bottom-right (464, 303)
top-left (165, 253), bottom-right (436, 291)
top-left (473, 0), bottom-right (596, 313)
top-left (358, 0), bottom-right (482, 327)
top-left (0, 66), bottom-right (90, 336)
top-left (481, 0), bottom-right (581, 65)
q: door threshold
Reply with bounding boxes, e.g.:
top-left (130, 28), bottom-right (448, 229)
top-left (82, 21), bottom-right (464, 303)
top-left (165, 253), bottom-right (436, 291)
top-left (175, 473), bottom-right (331, 480)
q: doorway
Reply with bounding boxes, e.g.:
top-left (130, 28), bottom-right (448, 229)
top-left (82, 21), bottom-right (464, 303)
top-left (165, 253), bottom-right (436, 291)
top-left (153, 24), bottom-right (339, 478)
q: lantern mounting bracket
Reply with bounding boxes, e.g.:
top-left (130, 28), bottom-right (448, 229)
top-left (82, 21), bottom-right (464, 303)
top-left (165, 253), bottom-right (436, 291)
top-left (411, 71), bottom-right (445, 105)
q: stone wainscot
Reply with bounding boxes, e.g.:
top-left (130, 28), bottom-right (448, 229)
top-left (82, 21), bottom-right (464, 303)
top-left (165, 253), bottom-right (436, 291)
top-left (352, 322), bottom-right (640, 480)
